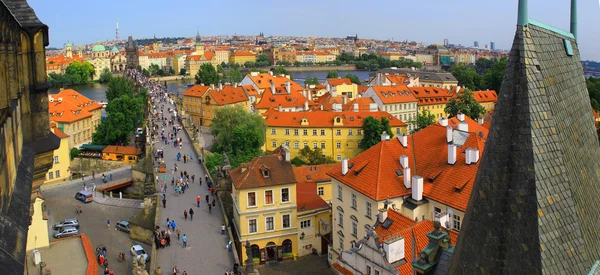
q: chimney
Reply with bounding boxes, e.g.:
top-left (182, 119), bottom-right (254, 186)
top-left (284, 145), bottom-right (291, 163)
top-left (285, 81), bottom-right (291, 94)
top-left (399, 135), bottom-right (408, 148)
top-left (210, 84), bottom-right (215, 90)
top-left (478, 117), bottom-right (484, 125)
top-left (471, 148), bottom-right (480, 163)
top-left (270, 80), bottom-right (276, 93)
top-left (234, 82), bottom-right (238, 88)
top-left (403, 167), bottom-right (411, 189)
top-left (378, 208), bottom-right (388, 223)
top-left (218, 82), bottom-right (223, 90)
top-left (326, 83), bottom-right (331, 92)
top-left (278, 104), bottom-right (283, 112)
top-left (457, 113), bottom-right (465, 121)
top-left (307, 90), bottom-right (312, 101)
top-left (411, 176), bottom-right (423, 201)
top-left (353, 103), bottom-right (359, 112)
top-left (342, 96), bottom-right (347, 105)
top-left (383, 236), bottom-right (405, 264)
top-left (320, 105), bottom-right (323, 111)
top-left (304, 100), bottom-right (309, 111)
top-left (285, 74), bottom-right (290, 79)
top-left (369, 103), bottom-right (378, 112)
top-left (448, 144), bottom-right (457, 165)
top-left (446, 126), bottom-right (453, 143)
top-left (342, 159), bottom-right (349, 175)
top-left (400, 155), bottom-right (408, 168)
top-left (465, 148), bottom-right (472, 165)
top-left (458, 121), bottom-right (468, 132)
top-left (439, 117), bottom-right (448, 127)
top-left (381, 131), bottom-right (390, 141)
top-left (268, 71), bottom-right (273, 76)
top-left (455, 85), bottom-right (460, 94)
top-left (376, 73), bottom-right (382, 85)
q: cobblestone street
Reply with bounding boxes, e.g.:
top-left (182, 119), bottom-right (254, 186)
top-left (256, 255), bottom-right (336, 275)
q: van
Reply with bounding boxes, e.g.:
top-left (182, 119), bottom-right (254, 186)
top-left (75, 191), bottom-right (93, 203)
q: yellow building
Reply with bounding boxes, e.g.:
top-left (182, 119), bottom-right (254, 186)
top-left (229, 51), bottom-right (256, 65)
top-left (264, 110), bottom-right (407, 161)
top-left (472, 90), bottom-right (498, 117)
top-left (102, 145), bottom-right (142, 163)
top-left (182, 84), bottom-right (251, 127)
top-left (186, 32), bottom-right (217, 76)
top-left (45, 124), bottom-right (71, 184)
top-left (229, 148), bottom-right (299, 264)
top-left (326, 78), bottom-right (358, 99)
top-left (410, 87), bottom-right (458, 119)
top-left (48, 89), bottom-right (103, 148)
top-left (26, 195), bottom-right (49, 251)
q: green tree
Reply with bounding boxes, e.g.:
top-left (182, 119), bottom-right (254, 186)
top-left (106, 76), bottom-right (133, 101)
top-left (304, 74), bottom-right (320, 85)
top-left (290, 156), bottom-right (307, 166)
top-left (482, 58), bottom-right (507, 93)
top-left (380, 117), bottom-right (394, 139)
top-left (588, 77), bottom-right (600, 111)
top-left (277, 61), bottom-right (292, 66)
top-left (148, 63), bottom-right (160, 76)
top-left (345, 73), bottom-right (361, 84)
top-left (70, 147), bottom-right (80, 160)
top-left (360, 116), bottom-right (382, 149)
top-left (179, 68), bottom-right (187, 75)
top-left (210, 105), bottom-right (267, 168)
top-left (450, 63), bottom-right (484, 90)
top-left (326, 70), bottom-right (339, 79)
top-left (256, 54), bottom-right (271, 67)
top-left (444, 89), bottom-right (486, 119)
top-left (217, 64), bottom-right (224, 73)
top-left (195, 63), bottom-right (220, 85)
top-left (409, 109), bottom-right (437, 133)
top-left (98, 68), bottom-right (113, 83)
top-left (226, 69), bottom-right (243, 84)
top-left (273, 66), bottom-right (290, 76)
top-left (298, 146), bottom-right (336, 165)
top-left (49, 61), bottom-right (96, 86)
top-left (169, 67), bottom-right (175, 75)
top-left (136, 65), bottom-right (142, 72)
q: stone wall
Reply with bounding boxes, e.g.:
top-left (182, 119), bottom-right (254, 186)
top-left (71, 158), bottom-right (130, 176)
top-left (130, 224), bottom-right (153, 245)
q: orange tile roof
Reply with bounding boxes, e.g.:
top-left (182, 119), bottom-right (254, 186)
top-left (326, 78), bottom-right (352, 87)
top-left (80, 234), bottom-right (99, 275)
top-left (295, 180), bottom-right (329, 212)
top-left (472, 90), bottom-right (498, 103)
top-left (265, 110), bottom-right (407, 128)
top-left (208, 85), bottom-right (249, 105)
top-left (313, 93), bottom-right (349, 111)
top-left (357, 85), bottom-right (369, 94)
top-left (343, 97), bottom-right (376, 112)
top-left (183, 85), bottom-right (211, 97)
top-left (229, 150), bottom-right (297, 190)
top-left (241, 85), bottom-right (259, 97)
top-left (327, 116), bottom-right (488, 211)
top-left (410, 87), bottom-right (457, 106)
top-left (373, 209), bottom-right (457, 275)
top-left (254, 86), bottom-right (314, 110)
top-left (188, 51), bottom-right (216, 61)
top-left (51, 124), bottom-right (70, 138)
top-left (331, 262), bottom-right (353, 275)
top-left (386, 74), bottom-right (409, 85)
top-left (368, 85), bottom-right (418, 104)
top-left (102, 145), bottom-right (142, 156)
top-left (48, 89), bottom-right (101, 123)
top-left (293, 164), bottom-right (337, 184)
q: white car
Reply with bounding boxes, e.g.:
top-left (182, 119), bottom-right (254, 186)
top-left (130, 245), bottom-right (149, 262)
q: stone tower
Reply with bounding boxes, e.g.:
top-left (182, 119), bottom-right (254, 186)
top-left (194, 31), bottom-right (204, 55)
top-left (126, 35), bottom-right (139, 70)
top-left (448, 0), bottom-right (600, 274)
top-left (65, 42), bottom-right (72, 58)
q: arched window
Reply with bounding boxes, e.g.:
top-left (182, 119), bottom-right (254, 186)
top-left (282, 239), bottom-right (292, 254)
top-left (251, 244), bottom-right (260, 260)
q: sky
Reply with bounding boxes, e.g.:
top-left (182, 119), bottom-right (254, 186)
top-left (27, 0), bottom-right (600, 61)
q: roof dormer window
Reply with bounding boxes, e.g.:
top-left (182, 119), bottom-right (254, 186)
top-left (262, 169), bottom-right (270, 178)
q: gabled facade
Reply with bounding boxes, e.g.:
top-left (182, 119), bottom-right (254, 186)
top-left (48, 89), bottom-right (103, 148)
top-left (471, 90), bottom-right (497, 117)
top-left (229, 147), bottom-right (298, 264)
top-left (182, 84), bottom-right (250, 126)
top-left (326, 78), bottom-right (358, 99)
top-left (45, 124), bottom-right (71, 184)
top-left (410, 87), bottom-right (458, 119)
top-left (328, 115), bottom-right (488, 260)
top-left (363, 85), bottom-right (418, 131)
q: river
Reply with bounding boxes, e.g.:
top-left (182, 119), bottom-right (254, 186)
top-left (47, 70), bottom-right (373, 101)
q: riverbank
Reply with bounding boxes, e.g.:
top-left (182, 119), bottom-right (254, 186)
top-left (149, 75), bottom-right (191, 82)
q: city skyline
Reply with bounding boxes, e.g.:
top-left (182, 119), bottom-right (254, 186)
top-left (29, 0), bottom-right (600, 60)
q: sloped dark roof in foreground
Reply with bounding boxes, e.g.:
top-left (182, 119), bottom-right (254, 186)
top-left (448, 23), bottom-right (600, 274)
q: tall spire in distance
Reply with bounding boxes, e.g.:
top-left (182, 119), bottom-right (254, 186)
top-left (116, 20), bottom-right (119, 41)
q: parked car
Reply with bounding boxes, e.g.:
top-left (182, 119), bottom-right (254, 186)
top-left (54, 218), bottom-right (79, 230)
top-left (53, 226), bottom-right (79, 238)
top-left (130, 245), bottom-right (149, 262)
top-left (116, 220), bottom-right (130, 233)
top-left (75, 190), bottom-right (93, 203)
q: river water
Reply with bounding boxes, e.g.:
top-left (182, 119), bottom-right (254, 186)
top-left (47, 70), bottom-right (372, 101)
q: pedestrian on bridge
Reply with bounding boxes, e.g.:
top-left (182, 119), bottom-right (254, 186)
top-left (189, 208), bottom-right (194, 221)
top-left (184, 210), bottom-right (188, 220)
top-left (196, 196), bottom-right (201, 207)
top-left (162, 197), bottom-right (167, 208)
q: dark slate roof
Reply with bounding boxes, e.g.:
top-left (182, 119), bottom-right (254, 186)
top-left (448, 23), bottom-right (600, 274)
top-left (378, 68), bottom-right (457, 83)
top-left (1, 0), bottom-right (45, 28)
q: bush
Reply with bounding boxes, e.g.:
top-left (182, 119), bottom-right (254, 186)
top-left (70, 147), bottom-right (80, 160)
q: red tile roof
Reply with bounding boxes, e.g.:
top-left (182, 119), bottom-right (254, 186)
top-left (368, 85), bottom-right (418, 104)
top-left (293, 164), bottom-right (337, 184)
top-left (327, 116), bottom-right (488, 211)
top-left (188, 51), bottom-right (216, 61)
top-left (326, 78), bottom-right (352, 87)
top-left (410, 87), bottom-right (457, 106)
top-left (208, 85), bottom-right (249, 105)
top-left (229, 150), bottom-right (297, 190)
top-left (373, 209), bottom-right (457, 275)
top-left (331, 262), bottom-right (353, 275)
top-left (241, 85), bottom-right (259, 97)
top-left (386, 74), bottom-right (409, 85)
top-left (295, 180), bottom-right (329, 212)
top-left (183, 85), bottom-right (211, 98)
top-left (103, 145), bottom-right (142, 156)
top-left (254, 87), bottom-right (314, 110)
top-left (48, 89), bottom-right (101, 123)
top-left (343, 97), bottom-right (376, 112)
top-left (472, 90), bottom-right (498, 103)
top-left (265, 110), bottom-right (407, 128)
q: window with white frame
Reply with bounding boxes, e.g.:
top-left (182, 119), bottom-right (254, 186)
top-left (337, 154), bottom-right (342, 161)
top-left (281, 188), bottom-right (289, 203)
top-left (366, 266), bottom-right (372, 275)
top-left (366, 201), bottom-right (372, 218)
top-left (266, 216), bottom-right (274, 231)
top-left (357, 129), bottom-right (362, 135)
top-left (285, 129), bottom-right (290, 135)
top-left (375, 270), bottom-right (380, 275)
top-left (300, 220), bottom-right (311, 229)
top-left (318, 187), bottom-right (324, 196)
top-left (54, 156), bottom-right (59, 164)
top-left (247, 192), bottom-right (256, 207)
top-left (303, 142), bottom-right (308, 148)
top-left (48, 171), bottom-right (53, 180)
top-left (272, 140), bottom-right (277, 148)
top-left (294, 129), bottom-right (299, 136)
top-left (336, 129), bottom-right (341, 136)
top-left (303, 129), bottom-right (308, 136)
top-left (313, 142), bottom-right (318, 148)
top-left (337, 185), bottom-right (342, 201)
top-left (282, 214), bottom-right (290, 229)
top-left (321, 142), bottom-right (326, 149)
top-left (271, 128), bottom-right (276, 135)
top-left (352, 221), bottom-right (357, 237)
top-left (312, 129), bottom-right (318, 136)
top-left (348, 129), bottom-right (353, 135)
top-left (339, 237), bottom-right (344, 250)
top-left (336, 142), bottom-right (341, 149)
top-left (249, 219), bottom-right (257, 233)
top-left (453, 214), bottom-right (461, 231)
top-left (294, 142), bottom-right (299, 149)
top-left (285, 141), bottom-right (290, 147)
top-left (55, 170), bottom-right (60, 178)
top-left (351, 193), bottom-right (357, 209)
top-left (338, 211), bottom-right (344, 228)
top-left (265, 190), bottom-right (273, 205)
top-left (320, 129), bottom-right (325, 136)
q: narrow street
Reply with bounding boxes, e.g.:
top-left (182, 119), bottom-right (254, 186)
top-left (139, 71), bottom-right (235, 274)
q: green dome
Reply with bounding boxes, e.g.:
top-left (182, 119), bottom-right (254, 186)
top-left (92, 43), bottom-right (106, 52)
top-left (65, 42), bottom-right (72, 47)
top-left (111, 46), bottom-right (119, 52)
